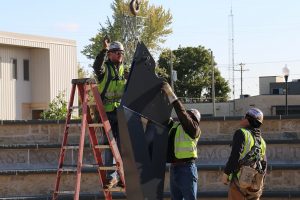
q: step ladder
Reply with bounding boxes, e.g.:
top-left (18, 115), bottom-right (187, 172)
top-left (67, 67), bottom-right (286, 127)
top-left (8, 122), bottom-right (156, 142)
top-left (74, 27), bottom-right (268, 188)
top-left (52, 78), bottom-right (125, 200)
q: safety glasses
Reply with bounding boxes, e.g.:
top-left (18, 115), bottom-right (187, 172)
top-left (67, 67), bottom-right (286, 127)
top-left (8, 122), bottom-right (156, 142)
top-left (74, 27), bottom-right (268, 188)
top-left (112, 51), bottom-right (124, 56)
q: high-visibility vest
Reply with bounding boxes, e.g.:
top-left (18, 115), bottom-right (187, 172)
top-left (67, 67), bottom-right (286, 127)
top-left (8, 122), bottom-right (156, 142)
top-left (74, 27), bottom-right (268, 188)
top-left (171, 122), bottom-right (200, 159)
top-left (230, 128), bottom-right (266, 180)
top-left (98, 63), bottom-right (126, 112)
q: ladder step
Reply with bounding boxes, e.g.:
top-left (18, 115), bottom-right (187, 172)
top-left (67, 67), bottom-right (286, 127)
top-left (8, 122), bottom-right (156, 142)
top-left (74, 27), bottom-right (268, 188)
top-left (82, 164), bottom-right (98, 168)
top-left (99, 166), bottom-right (117, 170)
top-left (88, 123), bottom-right (103, 128)
top-left (70, 106), bottom-right (80, 110)
top-left (63, 145), bottom-right (79, 150)
top-left (55, 190), bottom-right (75, 194)
top-left (67, 123), bottom-right (81, 127)
top-left (59, 164), bottom-right (116, 170)
top-left (104, 187), bottom-right (126, 192)
top-left (59, 167), bottom-right (77, 172)
top-left (94, 145), bottom-right (110, 149)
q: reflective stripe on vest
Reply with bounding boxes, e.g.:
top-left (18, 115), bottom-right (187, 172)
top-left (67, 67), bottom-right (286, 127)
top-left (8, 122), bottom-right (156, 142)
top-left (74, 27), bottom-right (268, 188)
top-left (98, 63), bottom-right (126, 112)
top-left (229, 128), bottom-right (266, 180)
top-left (172, 122), bottom-right (200, 159)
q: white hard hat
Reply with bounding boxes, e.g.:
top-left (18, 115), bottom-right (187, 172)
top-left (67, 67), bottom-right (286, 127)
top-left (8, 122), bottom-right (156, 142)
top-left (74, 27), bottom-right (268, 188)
top-left (187, 109), bottom-right (201, 122)
top-left (245, 108), bottom-right (263, 124)
top-left (109, 41), bottom-right (124, 52)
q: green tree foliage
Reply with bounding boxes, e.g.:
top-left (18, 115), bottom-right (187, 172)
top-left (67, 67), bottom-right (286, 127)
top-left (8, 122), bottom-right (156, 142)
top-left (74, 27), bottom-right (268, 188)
top-left (81, 0), bottom-right (173, 63)
top-left (41, 91), bottom-right (68, 120)
top-left (78, 63), bottom-right (90, 78)
top-left (158, 47), bottom-right (230, 102)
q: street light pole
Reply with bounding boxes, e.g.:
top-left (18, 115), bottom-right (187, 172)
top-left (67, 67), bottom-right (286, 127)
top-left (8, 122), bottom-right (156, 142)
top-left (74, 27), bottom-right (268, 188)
top-left (283, 65), bottom-right (289, 115)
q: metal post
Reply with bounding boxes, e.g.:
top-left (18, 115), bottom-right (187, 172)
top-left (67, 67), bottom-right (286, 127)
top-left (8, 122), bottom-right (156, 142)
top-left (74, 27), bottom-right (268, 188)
top-left (284, 75), bottom-right (288, 115)
top-left (170, 50), bottom-right (174, 89)
top-left (211, 51), bottom-right (216, 117)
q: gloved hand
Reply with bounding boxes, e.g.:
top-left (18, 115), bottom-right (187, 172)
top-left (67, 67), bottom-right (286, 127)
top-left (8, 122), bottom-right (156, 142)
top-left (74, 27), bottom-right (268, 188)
top-left (222, 173), bottom-right (229, 185)
top-left (161, 82), bottom-right (178, 103)
top-left (103, 35), bottom-right (110, 50)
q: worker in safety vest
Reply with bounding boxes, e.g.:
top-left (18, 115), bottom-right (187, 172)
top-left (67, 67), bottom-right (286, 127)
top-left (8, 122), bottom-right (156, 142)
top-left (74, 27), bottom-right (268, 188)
top-left (222, 108), bottom-right (267, 200)
top-left (92, 38), bottom-right (127, 188)
top-left (162, 82), bottom-right (201, 200)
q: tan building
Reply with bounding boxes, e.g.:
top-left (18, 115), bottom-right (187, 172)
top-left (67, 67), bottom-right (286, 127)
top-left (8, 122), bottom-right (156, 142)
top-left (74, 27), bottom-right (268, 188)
top-left (0, 31), bottom-right (77, 120)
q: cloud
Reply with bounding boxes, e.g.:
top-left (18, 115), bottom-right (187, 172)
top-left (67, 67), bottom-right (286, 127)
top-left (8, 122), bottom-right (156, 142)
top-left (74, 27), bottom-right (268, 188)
top-left (56, 23), bottom-right (80, 32)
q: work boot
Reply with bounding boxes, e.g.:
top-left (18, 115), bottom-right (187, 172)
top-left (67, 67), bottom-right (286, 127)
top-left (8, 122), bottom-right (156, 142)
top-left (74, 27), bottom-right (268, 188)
top-left (103, 177), bottom-right (118, 189)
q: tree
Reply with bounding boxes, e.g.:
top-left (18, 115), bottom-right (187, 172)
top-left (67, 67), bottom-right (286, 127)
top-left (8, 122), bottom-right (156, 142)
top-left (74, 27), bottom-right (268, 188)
top-left (81, 0), bottom-right (173, 64)
top-left (157, 47), bottom-right (230, 102)
top-left (40, 91), bottom-right (68, 120)
top-left (78, 63), bottom-right (90, 78)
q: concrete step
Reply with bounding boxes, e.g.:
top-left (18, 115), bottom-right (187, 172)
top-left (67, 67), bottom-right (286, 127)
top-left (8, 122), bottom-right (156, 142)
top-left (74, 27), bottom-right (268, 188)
top-left (0, 164), bottom-right (299, 198)
top-left (0, 191), bottom-right (300, 200)
top-left (0, 138), bottom-right (299, 170)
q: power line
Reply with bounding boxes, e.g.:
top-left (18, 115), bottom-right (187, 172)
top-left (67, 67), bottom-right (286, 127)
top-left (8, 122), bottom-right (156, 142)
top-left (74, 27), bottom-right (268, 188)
top-left (218, 59), bottom-right (300, 68)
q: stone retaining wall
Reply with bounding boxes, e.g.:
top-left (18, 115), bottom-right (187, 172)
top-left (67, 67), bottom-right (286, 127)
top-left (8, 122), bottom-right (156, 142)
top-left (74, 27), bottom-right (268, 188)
top-left (0, 116), bottom-right (300, 199)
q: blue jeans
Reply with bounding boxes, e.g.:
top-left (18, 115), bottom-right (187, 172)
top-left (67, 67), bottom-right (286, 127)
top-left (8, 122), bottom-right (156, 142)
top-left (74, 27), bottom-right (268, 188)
top-left (170, 162), bottom-right (198, 200)
top-left (105, 111), bottom-right (120, 180)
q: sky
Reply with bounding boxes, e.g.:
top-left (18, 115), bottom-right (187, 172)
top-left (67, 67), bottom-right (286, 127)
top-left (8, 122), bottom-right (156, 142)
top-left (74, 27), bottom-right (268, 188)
top-left (1, 0), bottom-right (300, 98)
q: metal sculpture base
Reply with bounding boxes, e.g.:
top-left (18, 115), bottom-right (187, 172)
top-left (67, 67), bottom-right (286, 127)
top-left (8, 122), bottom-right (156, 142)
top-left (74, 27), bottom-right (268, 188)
top-left (118, 107), bottom-right (169, 200)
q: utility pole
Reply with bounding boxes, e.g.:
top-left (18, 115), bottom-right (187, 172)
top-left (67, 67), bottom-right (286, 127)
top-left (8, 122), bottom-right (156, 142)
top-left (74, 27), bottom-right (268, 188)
top-left (170, 50), bottom-right (174, 89)
top-left (234, 63), bottom-right (249, 97)
top-left (211, 51), bottom-right (216, 117)
top-left (229, 7), bottom-right (235, 100)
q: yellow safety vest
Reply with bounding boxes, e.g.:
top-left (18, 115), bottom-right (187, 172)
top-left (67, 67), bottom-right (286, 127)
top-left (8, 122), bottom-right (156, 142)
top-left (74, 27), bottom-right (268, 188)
top-left (171, 122), bottom-right (200, 159)
top-left (230, 128), bottom-right (266, 180)
top-left (98, 63), bottom-right (126, 112)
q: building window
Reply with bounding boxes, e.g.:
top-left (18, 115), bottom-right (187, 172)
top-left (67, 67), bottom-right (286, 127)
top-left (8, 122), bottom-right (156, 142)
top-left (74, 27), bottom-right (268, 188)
top-left (32, 110), bottom-right (44, 119)
top-left (272, 88), bottom-right (279, 94)
top-left (23, 59), bottom-right (29, 81)
top-left (12, 58), bottom-right (17, 79)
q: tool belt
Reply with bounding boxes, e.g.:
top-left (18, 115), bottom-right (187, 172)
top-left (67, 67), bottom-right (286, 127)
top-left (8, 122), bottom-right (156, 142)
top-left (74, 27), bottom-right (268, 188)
top-left (239, 166), bottom-right (265, 190)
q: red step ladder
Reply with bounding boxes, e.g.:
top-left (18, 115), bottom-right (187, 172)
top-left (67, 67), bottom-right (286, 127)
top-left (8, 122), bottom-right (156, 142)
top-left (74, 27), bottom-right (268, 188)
top-left (52, 78), bottom-right (125, 200)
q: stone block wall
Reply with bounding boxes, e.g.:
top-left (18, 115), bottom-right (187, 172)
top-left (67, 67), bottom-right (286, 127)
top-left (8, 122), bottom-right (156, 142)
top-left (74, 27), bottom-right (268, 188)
top-left (0, 116), bottom-right (300, 199)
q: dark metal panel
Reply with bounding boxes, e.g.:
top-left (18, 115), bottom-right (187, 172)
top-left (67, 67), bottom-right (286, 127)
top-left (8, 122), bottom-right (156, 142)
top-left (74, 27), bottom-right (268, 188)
top-left (118, 107), bottom-right (169, 200)
top-left (121, 42), bottom-right (172, 125)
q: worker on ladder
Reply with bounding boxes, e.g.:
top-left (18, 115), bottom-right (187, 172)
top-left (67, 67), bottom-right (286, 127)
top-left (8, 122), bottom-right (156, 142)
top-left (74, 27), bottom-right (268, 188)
top-left (92, 37), bottom-right (127, 189)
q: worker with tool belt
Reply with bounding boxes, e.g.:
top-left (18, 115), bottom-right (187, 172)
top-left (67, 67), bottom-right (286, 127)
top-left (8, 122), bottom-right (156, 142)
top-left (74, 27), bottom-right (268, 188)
top-left (222, 108), bottom-right (267, 200)
top-left (162, 82), bottom-right (201, 200)
top-left (92, 37), bottom-right (127, 188)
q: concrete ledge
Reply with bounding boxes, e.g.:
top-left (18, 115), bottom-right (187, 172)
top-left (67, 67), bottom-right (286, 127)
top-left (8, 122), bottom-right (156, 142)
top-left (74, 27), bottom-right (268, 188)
top-left (0, 136), bottom-right (299, 149)
top-left (0, 163), bottom-right (299, 175)
top-left (0, 119), bottom-right (80, 125)
top-left (1, 191), bottom-right (300, 200)
top-left (1, 114), bottom-right (300, 124)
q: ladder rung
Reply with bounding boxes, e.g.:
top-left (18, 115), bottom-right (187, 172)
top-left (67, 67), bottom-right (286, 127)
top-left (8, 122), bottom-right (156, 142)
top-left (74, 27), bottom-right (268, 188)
top-left (63, 145), bottom-right (79, 150)
top-left (55, 190), bottom-right (75, 194)
top-left (59, 167), bottom-right (77, 172)
top-left (88, 123), bottom-right (103, 128)
top-left (67, 123), bottom-right (81, 127)
top-left (99, 166), bottom-right (117, 170)
top-left (88, 102), bottom-right (96, 106)
top-left (104, 187), bottom-right (125, 192)
top-left (82, 164), bottom-right (98, 168)
top-left (94, 145), bottom-right (110, 149)
top-left (70, 106), bottom-right (80, 110)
